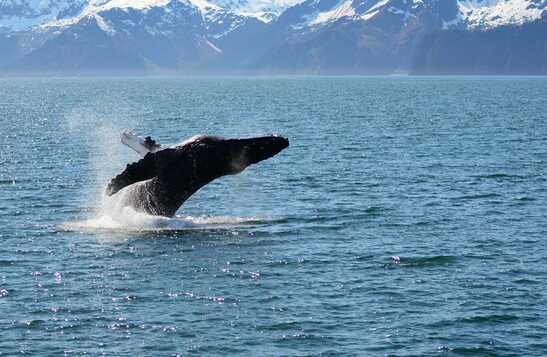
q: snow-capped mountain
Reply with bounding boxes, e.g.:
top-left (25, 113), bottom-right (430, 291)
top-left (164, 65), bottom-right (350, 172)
top-left (453, 0), bottom-right (545, 29)
top-left (0, 0), bottom-right (545, 73)
top-left (250, 0), bottom-right (545, 73)
top-left (1, 0), bottom-right (272, 71)
top-left (275, 0), bottom-right (545, 31)
top-left (0, 0), bottom-right (304, 31)
top-left (1, 0), bottom-right (543, 34)
top-left (251, 0), bottom-right (457, 71)
top-left (41, 0), bottom-right (257, 38)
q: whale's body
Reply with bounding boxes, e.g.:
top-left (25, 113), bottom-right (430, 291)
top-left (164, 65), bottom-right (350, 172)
top-left (106, 134), bottom-right (289, 217)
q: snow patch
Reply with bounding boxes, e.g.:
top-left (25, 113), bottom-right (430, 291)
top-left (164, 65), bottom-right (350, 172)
top-left (205, 39), bottom-right (223, 53)
top-left (87, 0), bottom-right (172, 12)
top-left (236, 10), bottom-right (276, 22)
top-left (213, 0), bottom-right (303, 18)
top-left (309, 0), bottom-right (356, 26)
top-left (304, 0), bottom-right (401, 28)
top-left (458, 0), bottom-right (544, 29)
top-left (366, 0), bottom-right (390, 14)
top-left (387, 6), bottom-right (415, 21)
top-left (190, 0), bottom-right (221, 12)
top-left (94, 14), bottom-right (115, 34)
top-left (361, 9), bottom-right (379, 21)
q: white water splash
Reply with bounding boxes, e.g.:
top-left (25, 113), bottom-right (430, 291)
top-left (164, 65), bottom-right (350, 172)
top-left (65, 106), bottom-right (139, 204)
top-left (60, 205), bottom-right (263, 232)
top-left (60, 208), bottom-right (193, 232)
top-left (62, 184), bottom-right (263, 232)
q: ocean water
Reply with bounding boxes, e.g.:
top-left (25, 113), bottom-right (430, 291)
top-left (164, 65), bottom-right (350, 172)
top-left (1, 76), bottom-right (546, 356)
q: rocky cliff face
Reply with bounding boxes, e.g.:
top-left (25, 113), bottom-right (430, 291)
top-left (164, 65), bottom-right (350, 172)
top-left (411, 20), bottom-right (547, 74)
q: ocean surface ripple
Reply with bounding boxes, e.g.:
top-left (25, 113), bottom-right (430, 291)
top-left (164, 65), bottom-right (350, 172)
top-left (1, 76), bottom-right (546, 356)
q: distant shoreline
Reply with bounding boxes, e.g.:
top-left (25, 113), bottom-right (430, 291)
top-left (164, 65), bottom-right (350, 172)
top-left (1, 72), bottom-right (547, 79)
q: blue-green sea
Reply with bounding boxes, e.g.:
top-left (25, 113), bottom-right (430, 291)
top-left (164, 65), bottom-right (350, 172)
top-left (1, 76), bottom-right (546, 356)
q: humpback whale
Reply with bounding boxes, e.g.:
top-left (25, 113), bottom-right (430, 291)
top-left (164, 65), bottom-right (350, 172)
top-left (106, 132), bottom-right (289, 217)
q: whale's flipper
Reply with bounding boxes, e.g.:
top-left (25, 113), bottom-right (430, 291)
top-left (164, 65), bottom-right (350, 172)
top-left (121, 130), bottom-right (163, 157)
top-left (106, 148), bottom-right (181, 196)
top-left (105, 153), bottom-right (157, 196)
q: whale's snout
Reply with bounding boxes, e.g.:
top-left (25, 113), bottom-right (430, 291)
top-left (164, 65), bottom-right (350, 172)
top-left (244, 135), bottom-right (289, 165)
top-left (275, 136), bottom-right (290, 150)
top-left (225, 135), bottom-right (289, 174)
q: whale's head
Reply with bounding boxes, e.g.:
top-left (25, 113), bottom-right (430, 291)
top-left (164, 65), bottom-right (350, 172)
top-left (182, 135), bottom-right (289, 177)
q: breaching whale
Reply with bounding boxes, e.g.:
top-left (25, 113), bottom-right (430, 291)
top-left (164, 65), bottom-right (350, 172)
top-left (106, 132), bottom-right (289, 217)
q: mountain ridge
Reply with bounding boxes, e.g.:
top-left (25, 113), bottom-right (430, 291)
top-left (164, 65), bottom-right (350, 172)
top-left (0, 0), bottom-right (545, 74)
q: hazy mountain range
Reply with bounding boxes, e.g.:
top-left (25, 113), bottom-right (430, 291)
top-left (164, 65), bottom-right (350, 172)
top-left (0, 0), bottom-right (545, 74)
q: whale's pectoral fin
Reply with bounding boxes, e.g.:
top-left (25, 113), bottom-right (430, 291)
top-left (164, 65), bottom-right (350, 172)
top-left (105, 148), bottom-right (179, 196)
top-left (106, 153), bottom-right (157, 196)
top-left (121, 130), bottom-right (163, 157)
